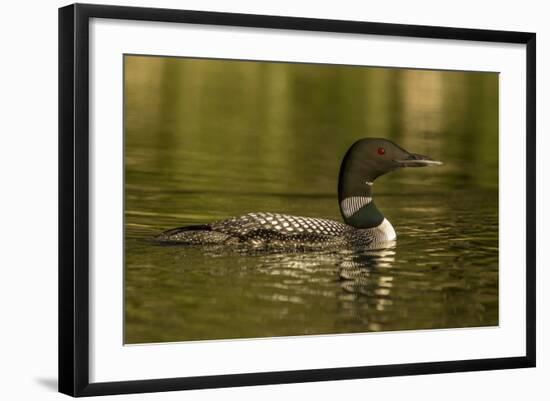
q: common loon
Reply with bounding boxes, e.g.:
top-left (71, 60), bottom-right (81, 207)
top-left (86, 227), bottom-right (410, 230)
top-left (154, 138), bottom-right (441, 250)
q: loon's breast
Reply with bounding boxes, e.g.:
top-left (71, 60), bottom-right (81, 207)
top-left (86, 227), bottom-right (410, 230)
top-left (155, 212), bottom-right (396, 250)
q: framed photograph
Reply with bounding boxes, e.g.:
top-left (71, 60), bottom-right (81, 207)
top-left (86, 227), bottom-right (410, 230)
top-left (58, 3), bottom-right (536, 397)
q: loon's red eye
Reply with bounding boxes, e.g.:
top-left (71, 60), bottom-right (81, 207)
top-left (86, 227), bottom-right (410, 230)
top-left (377, 147), bottom-right (386, 155)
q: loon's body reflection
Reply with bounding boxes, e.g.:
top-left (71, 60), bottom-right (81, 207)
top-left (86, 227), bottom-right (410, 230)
top-left (339, 246), bottom-right (396, 300)
top-left (200, 243), bottom-right (396, 301)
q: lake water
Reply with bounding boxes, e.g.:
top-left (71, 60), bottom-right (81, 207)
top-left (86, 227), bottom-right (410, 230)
top-left (124, 56), bottom-right (499, 344)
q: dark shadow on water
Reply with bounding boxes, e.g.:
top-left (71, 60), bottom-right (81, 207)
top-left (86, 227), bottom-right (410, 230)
top-left (35, 377), bottom-right (57, 392)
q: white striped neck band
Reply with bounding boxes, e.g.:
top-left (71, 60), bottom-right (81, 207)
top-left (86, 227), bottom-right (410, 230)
top-left (340, 196), bottom-right (373, 218)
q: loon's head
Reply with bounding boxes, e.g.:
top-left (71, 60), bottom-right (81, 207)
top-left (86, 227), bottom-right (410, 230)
top-left (338, 137), bottom-right (442, 228)
top-left (339, 138), bottom-right (442, 185)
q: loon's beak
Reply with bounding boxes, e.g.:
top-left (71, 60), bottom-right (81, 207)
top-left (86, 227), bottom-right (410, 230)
top-left (395, 152), bottom-right (443, 167)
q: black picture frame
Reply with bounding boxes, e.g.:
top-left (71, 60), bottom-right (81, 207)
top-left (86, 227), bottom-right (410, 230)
top-left (59, 3), bottom-right (536, 397)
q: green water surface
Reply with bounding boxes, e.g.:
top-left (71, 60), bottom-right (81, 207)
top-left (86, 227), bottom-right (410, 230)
top-left (124, 55), bottom-right (499, 344)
